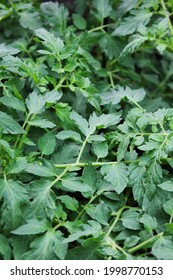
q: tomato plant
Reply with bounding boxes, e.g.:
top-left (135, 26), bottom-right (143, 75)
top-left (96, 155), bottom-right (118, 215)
top-left (0, 0), bottom-right (173, 260)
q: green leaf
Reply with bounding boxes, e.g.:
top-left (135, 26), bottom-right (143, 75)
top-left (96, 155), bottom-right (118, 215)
top-left (124, 235), bottom-right (140, 249)
top-left (44, 90), bottom-right (62, 104)
top-left (61, 175), bottom-right (92, 193)
top-left (58, 195), bottom-right (79, 211)
top-left (19, 11), bottom-right (42, 30)
top-left (0, 111), bottom-right (25, 134)
top-left (122, 209), bottom-right (141, 230)
top-left (120, 34), bottom-right (147, 58)
top-left (93, 0), bottom-right (112, 21)
top-left (40, 1), bottom-right (68, 32)
top-left (66, 237), bottom-right (102, 260)
top-left (70, 111), bottom-right (89, 136)
top-left (88, 112), bottom-right (121, 134)
top-left (26, 163), bottom-right (56, 177)
top-left (23, 230), bottom-right (67, 260)
top-left (163, 199), bottom-right (173, 216)
top-left (0, 139), bottom-right (15, 158)
top-left (7, 157), bottom-right (28, 174)
top-left (152, 236), bottom-right (173, 260)
top-left (158, 181), bottom-right (173, 192)
top-left (86, 202), bottom-right (110, 225)
top-left (28, 179), bottom-right (57, 219)
top-left (0, 234), bottom-right (11, 259)
top-left (64, 220), bottom-right (102, 243)
top-left (12, 236), bottom-right (32, 260)
top-left (165, 223), bottom-right (173, 235)
top-left (72, 13), bottom-right (86, 30)
top-left (101, 163), bottom-right (129, 194)
top-left (56, 130), bottom-right (82, 143)
top-left (0, 96), bottom-right (26, 112)
top-left (0, 179), bottom-right (28, 230)
top-left (93, 142), bottom-right (108, 159)
top-left (117, 0), bottom-right (139, 16)
top-left (113, 9), bottom-right (152, 36)
top-left (52, 143), bottom-right (80, 164)
top-left (11, 219), bottom-right (50, 235)
top-left (28, 118), bottom-right (56, 129)
top-left (0, 43), bottom-right (20, 57)
top-left (35, 28), bottom-right (64, 56)
top-left (139, 214), bottom-right (158, 232)
top-left (26, 91), bottom-right (46, 114)
top-left (82, 165), bottom-right (97, 191)
top-left (38, 133), bottom-right (57, 156)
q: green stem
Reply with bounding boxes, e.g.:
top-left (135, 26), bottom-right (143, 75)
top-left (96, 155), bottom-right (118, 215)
top-left (55, 76), bottom-right (67, 90)
top-left (13, 113), bottom-right (32, 149)
top-left (49, 166), bottom-right (70, 188)
top-left (76, 136), bottom-right (90, 164)
top-left (106, 206), bottom-right (127, 237)
top-left (53, 222), bottom-right (65, 231)
top-left (55, 161), bottom-right (118, 169)
top-left (17, 114), bottom-right (35, 150)
top-left (55, 153), bottom-right (172, 169)
top-left (160, 0), bottom-right (173, 36)
top-left (106, 236), bottom-right (131, 259)
top-left (75, 194), bottom-right (98, 221)
top-left (128, 232), bottom-right (163, 254)
top-left (88, 23), bottom-right (115, 33)
top-left (108, 71), bottom-right (115, 89)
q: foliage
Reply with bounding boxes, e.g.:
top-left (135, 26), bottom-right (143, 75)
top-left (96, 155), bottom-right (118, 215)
top-left (0, 0), bottom-right (173, 260)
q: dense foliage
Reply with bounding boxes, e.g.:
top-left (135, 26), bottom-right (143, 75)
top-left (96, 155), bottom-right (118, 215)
top-left (0, 0), bottom-right (173, 260)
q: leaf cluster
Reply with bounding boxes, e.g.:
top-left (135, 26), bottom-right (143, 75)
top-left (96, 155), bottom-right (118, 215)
top-left (0, 0), bottom-right (173, 260)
